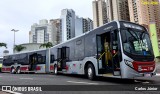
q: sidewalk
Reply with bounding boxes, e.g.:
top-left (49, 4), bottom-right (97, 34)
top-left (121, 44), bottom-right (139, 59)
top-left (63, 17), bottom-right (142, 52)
top-left (0, 91), bottom-right (10, 94)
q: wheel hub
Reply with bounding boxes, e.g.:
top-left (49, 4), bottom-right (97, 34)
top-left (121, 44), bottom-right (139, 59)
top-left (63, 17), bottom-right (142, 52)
top-left (88, 67), bottom-right (92, 78)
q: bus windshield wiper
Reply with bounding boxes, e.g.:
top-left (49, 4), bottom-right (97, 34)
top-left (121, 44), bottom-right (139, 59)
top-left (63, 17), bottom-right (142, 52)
top-left (127, 28), bottom-right (138, 41)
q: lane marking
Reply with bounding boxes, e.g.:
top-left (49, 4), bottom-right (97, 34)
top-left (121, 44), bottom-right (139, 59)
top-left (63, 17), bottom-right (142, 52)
top-left (142, 81), bottom-right (150, 84)
top-left (67, 81), bottom-right (99, 85)
top-left (3, 90), bottom-right (22, 94)
top-left (156, 73), bottom-right (160, 76)
top-left (19, 78), bottom-right (33, 80)
top-left (134, 80), bottom-right (141, 83)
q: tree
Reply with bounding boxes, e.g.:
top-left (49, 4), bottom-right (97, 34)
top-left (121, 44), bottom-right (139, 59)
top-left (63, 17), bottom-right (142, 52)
top-left (0, 43), bottom-right (7, 48)
top-left (14, 45), bottom-right (26, 52)
top-left (39, 42), bottom-right (53, 48)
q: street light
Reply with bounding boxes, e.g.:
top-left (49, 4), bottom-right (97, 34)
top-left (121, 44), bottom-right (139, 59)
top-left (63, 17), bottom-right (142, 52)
top-left (11, 29), bottom-right (19, 47)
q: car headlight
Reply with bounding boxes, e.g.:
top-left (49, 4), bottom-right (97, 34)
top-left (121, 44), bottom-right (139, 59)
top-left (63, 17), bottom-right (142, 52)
top-left (124, 59), bottom-right (133, 68)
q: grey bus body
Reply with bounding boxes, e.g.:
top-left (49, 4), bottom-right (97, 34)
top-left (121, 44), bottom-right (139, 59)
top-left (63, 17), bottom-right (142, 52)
top-left (2, 21), bottom-right (156, 79)
top-left (2, 49), bottom-right (49, 73)
top-left (49, 21), bottom-right (156, 79)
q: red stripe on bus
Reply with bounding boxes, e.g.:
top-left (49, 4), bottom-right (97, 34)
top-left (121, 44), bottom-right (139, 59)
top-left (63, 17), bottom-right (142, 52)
top-left (50, 65), bottom-right (54, 70)
top-left (132, 61), bottom-right (155, 72)
top-left (66, 65), bottom-right (69, 70)
top-left (36, 66), bottom-right (41, 70)
top-left (2, 67), bottom-right (11, 72)
top-left (20, 67), bottom-right (28, 71)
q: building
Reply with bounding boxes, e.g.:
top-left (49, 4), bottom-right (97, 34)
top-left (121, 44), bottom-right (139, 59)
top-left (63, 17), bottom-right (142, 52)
top-left (29, 19), bottom-right (56, 45)
top-left (83, 18), bottom-right (93, 33)
top-left (75, 17), bottom-right (93, 36)
top-left (106, 0), bottom-right (130, 21)
top-left (60, 9), bottom-right (75, 42)
top-left (50, 19), bottom-right (62, 44)
top-left (92, 0), bottom-right (108, 28)
top-left (75, 16), bottom-right (83, 37)
top-left (128, 0), bottom-right (160, 49)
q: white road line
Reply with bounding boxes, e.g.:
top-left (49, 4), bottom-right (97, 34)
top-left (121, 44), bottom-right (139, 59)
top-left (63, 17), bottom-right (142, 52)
top-left (134, 80), bottom-right (141, 83)
top-left (156, 73), bottom-right (160, 76)
top-left (3, 90), bottom-right (22, 94)
top-left (67, 81), bottom-right (99, 85)
top-left (142, 81), bottom-right (150, 84)
top-left (20, 78), bottom-right (33, 80)
top-left (134, 80), bottom-right (150, 84)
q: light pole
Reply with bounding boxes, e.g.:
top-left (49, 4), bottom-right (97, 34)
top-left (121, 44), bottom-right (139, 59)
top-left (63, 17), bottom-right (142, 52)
top-left (11, 29), bottom-right (19, 48)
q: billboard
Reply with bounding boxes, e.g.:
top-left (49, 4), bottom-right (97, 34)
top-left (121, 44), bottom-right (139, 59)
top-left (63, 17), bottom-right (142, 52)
top-left (149, 22), bottom-right (160, 57)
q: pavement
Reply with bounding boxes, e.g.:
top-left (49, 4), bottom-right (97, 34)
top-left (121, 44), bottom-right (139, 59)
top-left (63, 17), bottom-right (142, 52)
top-left (0, 63), bottom-right (159, 94)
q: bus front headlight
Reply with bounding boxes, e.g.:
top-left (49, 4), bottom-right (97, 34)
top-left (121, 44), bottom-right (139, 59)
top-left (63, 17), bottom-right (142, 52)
top-left (124, 59), bottom-right (133, 68)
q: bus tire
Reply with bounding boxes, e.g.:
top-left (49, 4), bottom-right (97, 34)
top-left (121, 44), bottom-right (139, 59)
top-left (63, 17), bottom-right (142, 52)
top-left (53, 65), bottom-right (58, 75)
top-left (87, 64), bottom-right (96, 80)
top-left (16, 67), bottom-right (21, 74)
top-left (11, 67), bottom-right (16, 74)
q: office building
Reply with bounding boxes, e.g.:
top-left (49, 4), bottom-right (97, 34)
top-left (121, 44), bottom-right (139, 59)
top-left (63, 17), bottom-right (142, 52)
top-left (75, 17), bottom-right (93, 36)
top-left (50, 19), bottom-right (62, 44)
top-left (60, 9), bottom-right (75, 42)
top-left (106, 0), bottom-right (130, 21)
top-left (92, 0), bottom-right (107, 28)
top-left (29, 19), bottom-right (56, 45)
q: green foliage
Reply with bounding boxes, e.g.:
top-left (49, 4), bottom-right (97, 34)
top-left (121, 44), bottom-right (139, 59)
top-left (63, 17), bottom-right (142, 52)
top-left (39, 42), bottom-right (53, 48)
top-left (0, 43), bottom-right (7, 48)
top-left (14, 45), bottom-right (26, 52)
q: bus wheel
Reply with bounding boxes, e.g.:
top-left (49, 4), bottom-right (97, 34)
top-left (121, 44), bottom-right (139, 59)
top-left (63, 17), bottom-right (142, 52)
top-left (53, 65), bottom-right (58, 75)
top-left (16, 67), bottom-right (21, 74)
top-left (87, 64), bottom-right (96, 80)
top-left (11, 67), bottom-right (15, 74)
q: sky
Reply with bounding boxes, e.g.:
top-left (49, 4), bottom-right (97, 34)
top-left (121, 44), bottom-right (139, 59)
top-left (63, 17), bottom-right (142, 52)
top-left (0, 0), bottom-right (93, 56)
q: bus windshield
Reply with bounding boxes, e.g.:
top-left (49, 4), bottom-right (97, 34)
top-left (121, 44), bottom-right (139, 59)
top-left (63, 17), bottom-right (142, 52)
top-left (121, 28), bottom-right (153, 56)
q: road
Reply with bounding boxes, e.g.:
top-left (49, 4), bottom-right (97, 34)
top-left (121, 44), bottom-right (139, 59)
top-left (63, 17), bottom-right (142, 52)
top-left (0, 63), bottom-right (159, 94)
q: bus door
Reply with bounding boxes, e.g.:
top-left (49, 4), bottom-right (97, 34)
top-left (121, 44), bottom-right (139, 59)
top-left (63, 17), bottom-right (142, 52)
top-left (29, 53), bottom-right (37, 71)
top-left (57, 48), bottom-right (62, 70)
top-left (96, 34), bottom-right (111, 74)
top-left (57, 47), bottom-right (69, 71)
top-left (110, 30), bottom-right (121, 76)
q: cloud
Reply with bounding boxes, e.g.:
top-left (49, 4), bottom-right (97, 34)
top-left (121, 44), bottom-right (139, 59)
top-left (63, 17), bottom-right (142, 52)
top-left (0, 0), bottom-right (93, 56)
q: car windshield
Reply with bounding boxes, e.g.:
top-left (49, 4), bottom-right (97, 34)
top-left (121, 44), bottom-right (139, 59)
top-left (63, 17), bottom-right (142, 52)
top-left (121, 28), bottom-right (153, 56)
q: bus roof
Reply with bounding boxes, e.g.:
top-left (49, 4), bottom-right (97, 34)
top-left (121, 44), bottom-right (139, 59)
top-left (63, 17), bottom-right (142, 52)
top-left (4, 48), bottom-right (47, 57)
top-left (51, 20), bottom-right (120, 48)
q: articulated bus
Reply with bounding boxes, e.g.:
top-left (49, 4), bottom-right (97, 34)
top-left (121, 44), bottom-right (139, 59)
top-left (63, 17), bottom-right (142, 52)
top-left (2, 49), bottom-right (53, 74)
top-left (2, 21), bottom-right (156, 80)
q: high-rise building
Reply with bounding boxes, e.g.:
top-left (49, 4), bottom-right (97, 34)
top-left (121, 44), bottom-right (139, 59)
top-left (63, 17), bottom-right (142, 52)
top-left (83, 18), bottom-right (93, 33)
top-left (61, 9), bottom-right (75, 42)
top-left (106, 0), bottom-right (130, 21)
top-left (92, 0), bottom-right (107, 28)
top-left (75, 16), bottom-right (83, 37)
top-left (75, 16), bottom-right (93, 36)
top-left (29, 19), bottom-right (56, 45)
top-left (50, 19), bottom-right (62, 44)
top-left (128, 0), bottom-right (160, 48)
